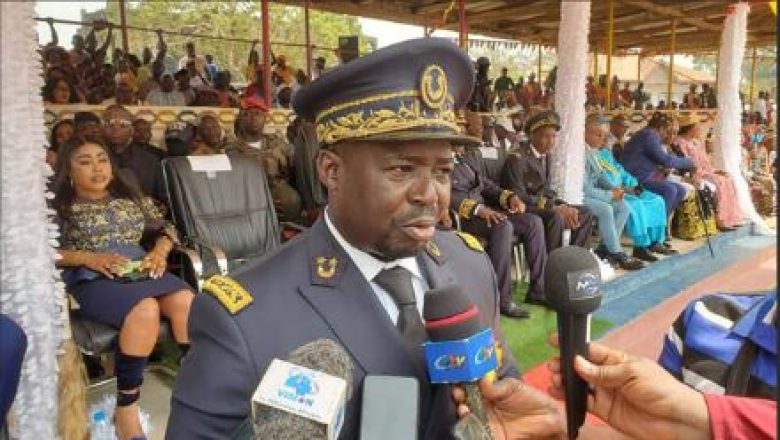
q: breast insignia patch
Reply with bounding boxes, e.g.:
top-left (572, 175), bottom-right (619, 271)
top-left (203, 275), bottom-right (253, 314)
top-left (455, 231), bottom-right (484, 253)
top-left (315, 256), bottom-right (338, 279)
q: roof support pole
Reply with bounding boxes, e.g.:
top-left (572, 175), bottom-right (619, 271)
top-left (458, 0), bottom-right (468, 51)
top-left (594, 50), bottom-right (598, 78)
top-left (715, 46), bottom-right (720, 90)
top-left (606, 0), bottom-right (615, 109)
top-left (118, 0), bottom-right (129, 54)
top-left (637, 52), bottom-right (641, 82)
top-left (749, 46), bottom-right (757, 107)
top-left (667, 19), bottom-right (676, 104)
top-left (537, 44), bottom-right (542, 81)
top-left (261, 0), bottom-right (272, 108)
top-left (305, 0), bottom-right (312, 79)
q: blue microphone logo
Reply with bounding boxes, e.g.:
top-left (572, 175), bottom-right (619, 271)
top-left (278, 368), bottom-right (318, 406)
top-left (434, 353), bottom-right (467, 371)
top-left (473, 344), bottom-right (495, 365)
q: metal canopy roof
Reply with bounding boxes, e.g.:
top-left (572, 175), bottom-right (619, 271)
top-left (278, 1), bottom-right (777, 55)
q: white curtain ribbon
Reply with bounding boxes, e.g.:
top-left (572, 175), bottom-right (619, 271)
top-left (712, 3), bottom-right (772, 235)
top-left (551, 1), bottom-right (591, 204)
top-left (1, 2), bottom-right (67, 438)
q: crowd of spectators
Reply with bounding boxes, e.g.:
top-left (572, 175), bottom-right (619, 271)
top-left (41, 37), bottom-right (775, 324)
top-left (467, 56), bottom-right (725, 116)
top-left (39, 19), bottom-right (322, 109)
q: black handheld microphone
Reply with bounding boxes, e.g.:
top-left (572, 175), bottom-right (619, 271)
top-left (248, 339), bottom-right (354, 440)
top-left (423, 285), bottom-right (496, 440)
top-left (543, 246), bottom-right (602, 440)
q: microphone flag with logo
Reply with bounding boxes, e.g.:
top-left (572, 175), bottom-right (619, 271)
top-left (423, 285), bottom-right (497, 439)
top-left (251, 339), bottom-right (353, 440)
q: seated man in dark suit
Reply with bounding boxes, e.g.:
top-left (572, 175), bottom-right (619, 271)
top-left (620, 112), bottom-right (695, 222)
top-left (450, 112), bottom-right (546, 314)
top-left (101, 105), bottom-right (167, 204)
top-left (167, 38), bottom-right (520, 439)
top-left (500, 110), bottom-right (595, 253)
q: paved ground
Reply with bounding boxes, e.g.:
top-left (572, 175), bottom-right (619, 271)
top-left (523, 237), bottom-right (776, 389)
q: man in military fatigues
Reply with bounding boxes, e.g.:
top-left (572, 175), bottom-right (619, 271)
top-left (167, 38), bottom-right (519, 439)
top-left (224, 97), bottom-right (303, 223)
top-left (500, 110), bottom-right (595, 253)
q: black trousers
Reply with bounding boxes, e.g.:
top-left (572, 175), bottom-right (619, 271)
top-left (526, 205), bottom-right (595, 252)
top-left (461, 212), bottom-right (547, 304)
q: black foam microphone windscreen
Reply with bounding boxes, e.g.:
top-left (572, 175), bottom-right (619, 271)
top-left (544, 246), bottom-right (602, 440)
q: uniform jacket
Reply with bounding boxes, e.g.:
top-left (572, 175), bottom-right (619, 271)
top-left (450, 152), bottom-right (512, 220)
top-left (499, 143), bottom-right (562, 211)
top-left (620, 127), bottom-right (694, 183)
top-left (166, 218), bottom-right (518, 440)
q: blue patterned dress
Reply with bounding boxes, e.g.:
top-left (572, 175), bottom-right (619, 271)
top-left (59, 196), bottom-right (191, 327)
top-left (596, 149), bottom-right (668, 247)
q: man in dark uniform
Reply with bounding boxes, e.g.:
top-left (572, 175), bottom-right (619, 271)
top-left (450, 114), bottom-right (547, 313)
top-left (499, 110), bottom-right (595, 252)
top-left (166, 38), bottom-right (519, 440)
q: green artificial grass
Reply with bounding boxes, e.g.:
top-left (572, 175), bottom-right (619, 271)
top-left (500, 283), bottom-right (614, 372)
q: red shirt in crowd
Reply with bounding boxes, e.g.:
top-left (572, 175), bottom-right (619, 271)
top-left (704, 394), bottom-right (777, 440)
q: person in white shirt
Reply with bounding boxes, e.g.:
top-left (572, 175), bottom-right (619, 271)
top-left (754, 91), bottom-right (768, 123)
top-left (145, 74), bottom-right (187, 107)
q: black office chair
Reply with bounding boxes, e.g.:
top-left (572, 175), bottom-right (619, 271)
top-left (162, 154), bottom-right (281, 290)
top-left (69, 303), bottom-right (173, 368)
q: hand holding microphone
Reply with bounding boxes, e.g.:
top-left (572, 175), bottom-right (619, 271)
top-left (452, 377), bottom-right (567, 440)
top-left (544, 246), bottom-right (602, 440)
top-left (422, 285), bottom-right (499, 439)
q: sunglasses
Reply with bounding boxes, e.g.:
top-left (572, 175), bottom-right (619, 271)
top-left (104, 119), bottom-right (132, 128)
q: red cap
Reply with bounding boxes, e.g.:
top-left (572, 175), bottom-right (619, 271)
top-left (241, 96), bottom-right (270, 112)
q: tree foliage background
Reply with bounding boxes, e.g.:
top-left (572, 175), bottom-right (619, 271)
top-left (100, 1), bottom-right (375, 82)
top-left (692, 47), bottom-right (777, 98)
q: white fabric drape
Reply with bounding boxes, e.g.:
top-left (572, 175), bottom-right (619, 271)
top-left (550, 1), bottom-right (591, 204)
top-left (1, 2), bottom-right (67, 438)
top-left (712, 3), bottom-right (772, 235)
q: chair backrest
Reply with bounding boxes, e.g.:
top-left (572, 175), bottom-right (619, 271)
top-left (163, 154), bottom-right (280, 264)
top-left (475, 146), bottom-right (508, 184)
top-left (291, 118), bottom-right (328, 210)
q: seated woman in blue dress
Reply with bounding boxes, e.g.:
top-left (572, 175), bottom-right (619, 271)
top-left (52, 136), bottom-right (194, 440)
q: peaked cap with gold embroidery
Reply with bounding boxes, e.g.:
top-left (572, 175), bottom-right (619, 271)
top-left (525, 109), bottom-right (561, 135)
top-left (293, 38), bottom-right (480, 146)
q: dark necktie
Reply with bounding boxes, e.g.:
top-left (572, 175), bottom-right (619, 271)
top-left (373, 266), bottom-right (426, 347)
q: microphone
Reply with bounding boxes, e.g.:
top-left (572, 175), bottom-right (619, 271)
top-left (544, 247), bottom-right (603, 440)
top-left (359, 376), bottom-right (419, 440)
top-left (250, 339), bottom-right (354, 440)
top-left (422, 285), bottom-right (498, 440)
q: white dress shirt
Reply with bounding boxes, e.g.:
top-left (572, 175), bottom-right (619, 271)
top-left (324, 210), bottom-right (429, 325)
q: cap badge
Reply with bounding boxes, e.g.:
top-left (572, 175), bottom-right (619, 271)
top-left (420, 64), bottom-right (447, 110)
